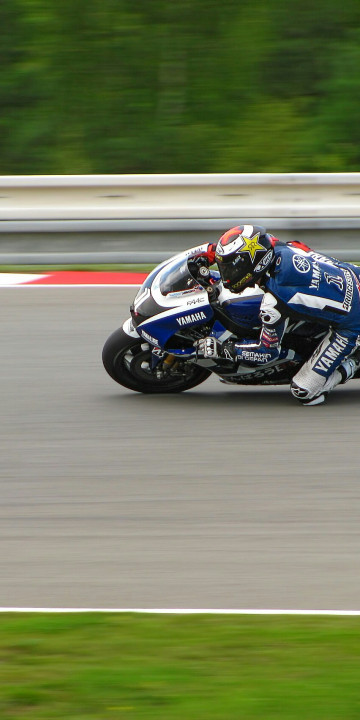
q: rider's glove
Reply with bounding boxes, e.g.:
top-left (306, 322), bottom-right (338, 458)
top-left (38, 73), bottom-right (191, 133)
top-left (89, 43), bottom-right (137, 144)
top-left (195, 337), bottom-right (235, 362)
top-left (195, 337), bottom-right (220, 358)
top-left (188, 256), bottom-right (210, 282)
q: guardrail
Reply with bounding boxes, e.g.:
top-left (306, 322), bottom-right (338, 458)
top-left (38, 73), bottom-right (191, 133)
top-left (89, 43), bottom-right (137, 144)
top-left (0, 174), bottom-right (359, 263)
top-left (1, 173), bottom-right (360, 231)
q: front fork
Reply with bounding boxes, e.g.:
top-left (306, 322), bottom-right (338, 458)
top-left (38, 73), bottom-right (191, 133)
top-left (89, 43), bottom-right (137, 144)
top-left (150, 348), bottom-right (178, 377)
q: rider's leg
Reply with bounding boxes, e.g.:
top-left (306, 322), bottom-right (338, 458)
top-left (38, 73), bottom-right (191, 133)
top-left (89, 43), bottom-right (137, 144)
top-left (291, 329), bottom-right (360, 405)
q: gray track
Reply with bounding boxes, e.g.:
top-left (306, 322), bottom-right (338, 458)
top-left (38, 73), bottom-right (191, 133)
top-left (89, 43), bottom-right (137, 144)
top-left (1, 287), bottom-right (360, 610)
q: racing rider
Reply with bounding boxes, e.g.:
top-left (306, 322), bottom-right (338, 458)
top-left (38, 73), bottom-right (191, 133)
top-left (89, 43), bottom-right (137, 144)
top-left (191, 225), bottom-right (360, 405)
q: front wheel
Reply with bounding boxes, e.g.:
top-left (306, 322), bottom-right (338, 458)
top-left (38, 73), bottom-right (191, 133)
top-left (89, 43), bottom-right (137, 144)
top-left (102, 327), bottom-right (211, 393)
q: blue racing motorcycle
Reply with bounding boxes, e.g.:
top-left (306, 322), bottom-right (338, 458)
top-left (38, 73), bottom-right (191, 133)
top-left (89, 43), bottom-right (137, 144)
top-left (102, 250), bottom-right (328, 393)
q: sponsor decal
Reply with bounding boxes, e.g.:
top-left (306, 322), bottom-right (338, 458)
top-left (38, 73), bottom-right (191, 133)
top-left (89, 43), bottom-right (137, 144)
top-left (176, 311), bottom-right (207, 326)
top-left (291, 385), bottom-right (309, 399)
top-left (240, 350), bottom-right (272, 363)
top-left (292, 255), bottom-right (311, 273)
top-left (310, 261), bottom-right (321, 290)
top-left (232, 273), bottom-right (252, 290)
top-left (314, 332), bottom-right (350, 373)
top-left (152, 346), bottom-right (164, 357)
top-left (216, 231), bottom-right (265, 261)
top-left (237, 233), bottom-right (265, 261)
top-left (234, 254), bottom-right (245, 265)
top-left (342, 269), bottom-right (353, 312)
top-left (237, 363), bottom-right (295, 382)
top-left (185, 245), bottom-right (207, 257)
top-left (140, 330), bottom-right (158, 345)
top-left (324, 271), bottom-right (344, 291)
top-left (309, 251), bottom-right (336, 267)
top-left (223, 347), bottom-right (234, 361)
top-left (276, 256), bottom-right (282, 267)
top-left (187, 297), bottom-right (205, 306)
top-left (254, 249), bottom-right (273, 274)
top-left (322, 269), bottom-right (353, 312)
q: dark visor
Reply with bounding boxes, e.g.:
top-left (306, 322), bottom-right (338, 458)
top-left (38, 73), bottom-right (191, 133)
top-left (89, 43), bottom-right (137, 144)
top-left (218, 258), bottom-right (250, 287)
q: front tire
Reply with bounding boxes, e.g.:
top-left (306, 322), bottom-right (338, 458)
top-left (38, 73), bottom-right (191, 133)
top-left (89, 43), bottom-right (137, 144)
top-left (102, 327), bottom-right (211, 393)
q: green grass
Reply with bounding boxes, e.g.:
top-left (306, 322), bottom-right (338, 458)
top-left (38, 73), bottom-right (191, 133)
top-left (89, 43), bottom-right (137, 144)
top-left (0, 262), bottom-right (359, 275)
top-left (1, 613), bottom-right (360, 719)
top-left (0, 264), bottom-right (155, 273)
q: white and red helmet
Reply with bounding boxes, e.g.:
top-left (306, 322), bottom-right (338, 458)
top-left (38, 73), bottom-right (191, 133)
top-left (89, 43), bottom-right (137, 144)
top-left (215, 224), bottom-right (274, 291)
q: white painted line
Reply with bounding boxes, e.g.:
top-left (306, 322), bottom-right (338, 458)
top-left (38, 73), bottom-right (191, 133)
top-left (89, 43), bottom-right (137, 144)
top-left (0, 608), bottom-right (360, 615)
top-left (0, 284), bottom-right (142, 288)
top-left (0, 273), bottom-right (47, 286)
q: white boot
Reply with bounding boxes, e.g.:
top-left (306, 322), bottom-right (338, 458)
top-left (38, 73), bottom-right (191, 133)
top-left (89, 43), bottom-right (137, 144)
top-left (339, 356), bottom-right (360, 383)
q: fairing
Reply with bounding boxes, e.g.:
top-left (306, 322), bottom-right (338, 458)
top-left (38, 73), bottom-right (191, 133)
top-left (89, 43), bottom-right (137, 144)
top-left (131, 255), bottom-right (207, 326)
top-left (130, 253), bottom-right (266, 350)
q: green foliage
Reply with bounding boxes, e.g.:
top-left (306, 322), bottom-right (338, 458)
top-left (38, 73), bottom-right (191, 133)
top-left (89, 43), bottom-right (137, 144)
top-left (1, 0), bottom-right (360, 173)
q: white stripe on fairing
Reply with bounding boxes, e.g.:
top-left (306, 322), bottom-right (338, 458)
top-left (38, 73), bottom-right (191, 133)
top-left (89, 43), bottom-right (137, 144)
top-left (0, 607), bottom-right (360, 615)
top-left (137, 296), bottom-right (211, 328)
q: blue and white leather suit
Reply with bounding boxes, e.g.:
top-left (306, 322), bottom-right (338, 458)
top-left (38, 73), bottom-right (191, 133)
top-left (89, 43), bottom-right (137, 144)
top-left (233, 244), bottom-right (360, 402)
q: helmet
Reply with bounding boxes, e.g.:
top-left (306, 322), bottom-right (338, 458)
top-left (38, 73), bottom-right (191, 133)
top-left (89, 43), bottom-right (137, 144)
top-left (215, 224), bottom-right (274, 292)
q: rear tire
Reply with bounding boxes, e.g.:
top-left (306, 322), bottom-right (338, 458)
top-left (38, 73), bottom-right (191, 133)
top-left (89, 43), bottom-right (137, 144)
top-left (102, 327), bottom-right (211, 393)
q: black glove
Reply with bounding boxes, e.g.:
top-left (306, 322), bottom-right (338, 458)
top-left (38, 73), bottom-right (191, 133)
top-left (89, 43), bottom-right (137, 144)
top-left (195, 337), bottom-right (235, 362)
top-left (188, 256), bottom-right (210, 281)
top-left (188, 258), bottom-right (220, 302)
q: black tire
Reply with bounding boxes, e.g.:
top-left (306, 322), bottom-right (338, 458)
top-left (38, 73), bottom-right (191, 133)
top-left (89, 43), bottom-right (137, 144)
top-left (102, 327), bottom-right (211, 393)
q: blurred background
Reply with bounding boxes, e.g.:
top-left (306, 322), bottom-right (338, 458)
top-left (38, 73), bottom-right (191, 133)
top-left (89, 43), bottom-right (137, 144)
top-left (3, 10), bottom-right (360, 716)
top-left (2, 0), bottom-right (360, 175)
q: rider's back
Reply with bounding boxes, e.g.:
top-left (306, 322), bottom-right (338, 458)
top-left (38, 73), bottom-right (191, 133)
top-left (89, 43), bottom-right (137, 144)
top-left (267, 244), bottom-right (360, 331)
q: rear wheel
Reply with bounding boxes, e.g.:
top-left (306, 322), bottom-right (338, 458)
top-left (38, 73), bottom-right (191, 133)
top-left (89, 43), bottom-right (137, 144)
top-left (102, 327), bottom-right (211, 393)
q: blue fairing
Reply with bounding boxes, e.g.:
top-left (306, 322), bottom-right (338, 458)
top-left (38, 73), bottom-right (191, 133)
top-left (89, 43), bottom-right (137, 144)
top-left (134, 253), bottom-right (263, 351)
top-left (138, 301), bottom-right (215, 349)
top-left (221, 296), bottom-right (263, 329)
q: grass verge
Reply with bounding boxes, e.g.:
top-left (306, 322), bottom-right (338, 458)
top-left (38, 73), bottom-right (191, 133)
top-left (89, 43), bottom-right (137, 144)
top-left (1, 613), bottom-right (360, 719)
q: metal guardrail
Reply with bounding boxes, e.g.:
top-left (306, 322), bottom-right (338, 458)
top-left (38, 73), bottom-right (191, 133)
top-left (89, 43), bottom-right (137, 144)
top-left (0, 173), bottom-right (360, 227)
top-left (2, 218), bottom-right (360, 233)
top-left (0, 174), bottom-right (359, 263)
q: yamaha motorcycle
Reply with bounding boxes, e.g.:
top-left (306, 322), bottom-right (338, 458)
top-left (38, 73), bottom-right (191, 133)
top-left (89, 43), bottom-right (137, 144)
top-left (101, 249), bottom-right (336, 393)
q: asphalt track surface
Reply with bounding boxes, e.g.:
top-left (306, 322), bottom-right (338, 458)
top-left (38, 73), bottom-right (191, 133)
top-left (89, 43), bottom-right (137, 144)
top-left (2, 287), bottom-right (360, 611)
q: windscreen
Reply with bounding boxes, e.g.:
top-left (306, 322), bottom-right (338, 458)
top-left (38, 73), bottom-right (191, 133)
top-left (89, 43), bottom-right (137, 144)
top-left (159, 257), bottom-right (201, 296)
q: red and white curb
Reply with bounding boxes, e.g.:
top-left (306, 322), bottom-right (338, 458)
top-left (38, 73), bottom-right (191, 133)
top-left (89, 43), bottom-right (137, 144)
top-left (0, 271), bottom-right (148, 287)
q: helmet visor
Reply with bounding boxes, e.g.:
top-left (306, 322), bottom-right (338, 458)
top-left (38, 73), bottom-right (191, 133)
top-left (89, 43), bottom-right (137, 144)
top-left (217, 257), bottom-right (252, 291)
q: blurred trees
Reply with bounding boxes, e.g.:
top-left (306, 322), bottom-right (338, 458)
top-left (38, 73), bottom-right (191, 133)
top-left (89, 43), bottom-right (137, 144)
top-left (1, 0), bottom-right (360, 173)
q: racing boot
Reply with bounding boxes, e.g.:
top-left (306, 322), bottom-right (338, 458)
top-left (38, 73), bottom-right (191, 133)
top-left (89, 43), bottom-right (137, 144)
top-left (338, 355), bottom-right (360, 384)
top-left (292, 355), bottom-right (360, 406)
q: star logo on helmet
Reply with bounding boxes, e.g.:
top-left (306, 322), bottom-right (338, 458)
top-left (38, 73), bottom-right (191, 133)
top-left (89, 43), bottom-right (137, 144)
top-left (238, 233), bottom-right (265, 260)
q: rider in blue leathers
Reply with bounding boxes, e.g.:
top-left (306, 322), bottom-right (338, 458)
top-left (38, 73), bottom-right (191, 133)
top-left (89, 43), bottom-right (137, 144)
top-left (193, 224), bottom-right (360, 405)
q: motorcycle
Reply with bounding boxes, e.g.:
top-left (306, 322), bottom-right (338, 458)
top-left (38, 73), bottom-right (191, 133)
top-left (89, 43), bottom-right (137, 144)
top-left (101, 248), bottom-right (337, 393)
